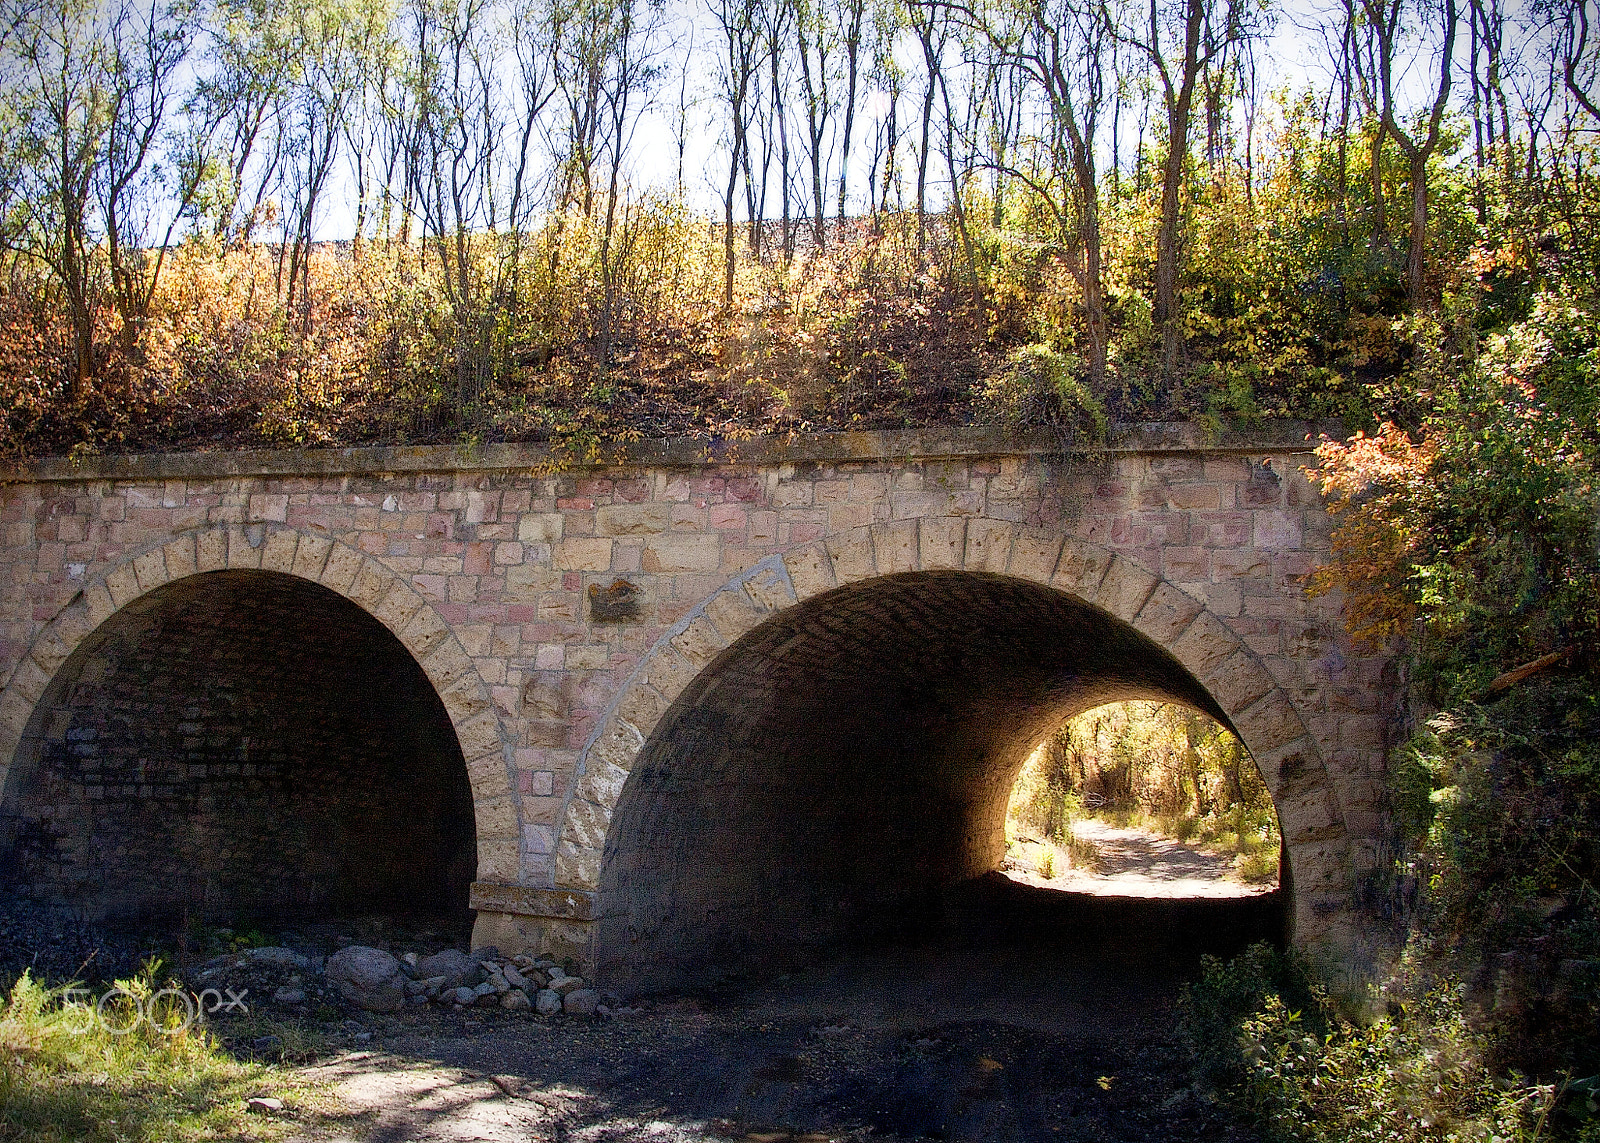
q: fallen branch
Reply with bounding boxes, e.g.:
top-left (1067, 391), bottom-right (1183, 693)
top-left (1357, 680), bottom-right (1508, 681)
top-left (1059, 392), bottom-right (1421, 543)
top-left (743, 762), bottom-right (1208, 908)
top-left (1484, 647), bottom-right (1573, 697)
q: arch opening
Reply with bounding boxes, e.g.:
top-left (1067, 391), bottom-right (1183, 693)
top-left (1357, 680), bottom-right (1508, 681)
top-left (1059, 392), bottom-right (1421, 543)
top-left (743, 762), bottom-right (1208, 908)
top-left (0, 570), bottom-right (477, 935)
top-left (598, 570), bottom-right (1286, 994)
top-left (1003, 701), bottom-right (1282, 893)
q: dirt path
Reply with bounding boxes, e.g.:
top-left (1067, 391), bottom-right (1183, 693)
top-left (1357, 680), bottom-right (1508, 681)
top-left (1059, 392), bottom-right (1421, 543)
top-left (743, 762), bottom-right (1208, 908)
top-left (1006, 821), bottom-right (1272, 899)
top-left (276, 935), bottom-right (1265, 1143)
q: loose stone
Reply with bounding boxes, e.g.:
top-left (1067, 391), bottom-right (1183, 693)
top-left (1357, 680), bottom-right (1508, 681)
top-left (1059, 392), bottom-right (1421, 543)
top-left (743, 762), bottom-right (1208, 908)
top-left (326, 946), bottom-right (406, 1013)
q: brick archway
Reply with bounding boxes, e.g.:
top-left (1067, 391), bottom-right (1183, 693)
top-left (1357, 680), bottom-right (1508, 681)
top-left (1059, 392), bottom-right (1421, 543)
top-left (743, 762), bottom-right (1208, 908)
top-left (530, 517), bottom-right (1356, 973)
top-left (0, 524), bottom-right (521, 886)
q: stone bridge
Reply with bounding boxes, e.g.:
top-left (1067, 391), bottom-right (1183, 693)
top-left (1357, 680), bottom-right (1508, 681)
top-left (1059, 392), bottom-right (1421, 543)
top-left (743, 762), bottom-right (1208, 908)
top-left (0, 424), bottom-right (1394, 990)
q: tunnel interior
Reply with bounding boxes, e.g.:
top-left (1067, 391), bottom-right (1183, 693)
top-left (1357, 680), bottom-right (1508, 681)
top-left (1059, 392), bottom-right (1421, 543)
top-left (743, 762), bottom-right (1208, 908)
top-left (599, 570), bottom-right (1281, 994)
top-left (0, 570), bottom-right (477, 931)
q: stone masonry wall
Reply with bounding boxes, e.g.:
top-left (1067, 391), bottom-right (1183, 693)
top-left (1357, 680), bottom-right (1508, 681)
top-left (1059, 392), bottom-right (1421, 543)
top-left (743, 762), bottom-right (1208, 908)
top-left (0, 425), bottom-right (1395, 974)
top-left (1, 570), bottom-right (476, 926)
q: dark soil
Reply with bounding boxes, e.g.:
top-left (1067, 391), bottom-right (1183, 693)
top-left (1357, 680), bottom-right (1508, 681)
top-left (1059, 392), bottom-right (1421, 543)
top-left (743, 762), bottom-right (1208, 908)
top-left (268, 893), bottom-right (1276, 1142)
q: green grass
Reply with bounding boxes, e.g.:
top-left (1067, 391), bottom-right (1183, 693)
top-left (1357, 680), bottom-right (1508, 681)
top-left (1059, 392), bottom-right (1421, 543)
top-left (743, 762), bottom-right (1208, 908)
top-left (0, 968), bottom-right (323, 1142)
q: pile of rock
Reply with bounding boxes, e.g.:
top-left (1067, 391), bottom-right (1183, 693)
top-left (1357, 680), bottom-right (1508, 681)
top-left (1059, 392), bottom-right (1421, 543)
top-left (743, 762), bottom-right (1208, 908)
top-left (192, 942), bottom-right (623, 1017)
top-left (400, 947), bottom-right (606, 1016)
top-left (194, 945), bottom-right (331, 1008)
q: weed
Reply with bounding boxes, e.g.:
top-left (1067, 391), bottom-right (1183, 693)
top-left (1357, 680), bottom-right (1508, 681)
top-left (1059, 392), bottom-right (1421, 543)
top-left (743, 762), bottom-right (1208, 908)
top-left (0, 967), bottom-right (319, 1142)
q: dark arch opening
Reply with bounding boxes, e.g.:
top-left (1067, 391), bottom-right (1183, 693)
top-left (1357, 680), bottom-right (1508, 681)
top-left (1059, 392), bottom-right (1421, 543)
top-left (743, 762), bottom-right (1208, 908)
top-left (598, 571), bottom-right (1283, 994)
top-left (0, 570), bottom-right (477, 933)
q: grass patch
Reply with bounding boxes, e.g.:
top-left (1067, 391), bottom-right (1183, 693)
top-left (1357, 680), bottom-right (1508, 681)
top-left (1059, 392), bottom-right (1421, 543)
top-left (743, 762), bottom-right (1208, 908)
top-left (0, 968), bottom-right (324, 1142)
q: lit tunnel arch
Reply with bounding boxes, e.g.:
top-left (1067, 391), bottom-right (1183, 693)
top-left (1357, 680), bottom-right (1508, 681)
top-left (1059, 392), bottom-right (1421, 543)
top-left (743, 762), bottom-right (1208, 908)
top-left (592, 569), bottom-right (1287, 993)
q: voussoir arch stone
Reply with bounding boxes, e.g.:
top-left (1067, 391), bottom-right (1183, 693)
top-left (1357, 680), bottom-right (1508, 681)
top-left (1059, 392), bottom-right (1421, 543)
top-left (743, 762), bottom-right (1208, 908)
top-left (0, 523), bottom-right (520, 884)
top-left (554, 515), bottom-right (1351, 952)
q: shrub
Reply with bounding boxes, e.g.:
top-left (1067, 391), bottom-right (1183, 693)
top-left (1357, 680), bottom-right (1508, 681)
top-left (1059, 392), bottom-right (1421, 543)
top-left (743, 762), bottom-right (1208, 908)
top-left (980, 342), bottom-right (1107, 441)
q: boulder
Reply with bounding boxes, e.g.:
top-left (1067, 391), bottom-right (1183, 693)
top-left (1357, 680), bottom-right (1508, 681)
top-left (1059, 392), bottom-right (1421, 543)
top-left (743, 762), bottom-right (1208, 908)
top-left (325, 946), bottom-right (406, 1013)
top-left (501, 989), bottom-right (531, 1010)
top-left (535, 988), bottom-right (561, 1015)
top-left (417, 949), bottom-right (482, 990)
top-left (451, 986), bottom-right (477, 1006)
top-left (548, 976), bottom-right (585, 996)
top-left (563, 989), bottom-right (599, 1016)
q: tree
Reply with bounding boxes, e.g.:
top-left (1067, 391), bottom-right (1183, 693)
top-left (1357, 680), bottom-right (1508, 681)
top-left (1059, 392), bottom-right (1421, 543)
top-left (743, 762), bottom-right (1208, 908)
top-left (1348, 0), bottom-right (1458, 313)
top-left (1117, 0), bottom-right (1256, 379)
top-left (711, 0), bottom-right (763, 309)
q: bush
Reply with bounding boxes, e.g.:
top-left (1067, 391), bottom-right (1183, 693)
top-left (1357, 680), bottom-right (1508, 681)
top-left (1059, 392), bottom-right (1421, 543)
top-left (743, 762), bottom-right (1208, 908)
top-left (980, 342), bottom-right (1107, 441)
top-left (1182, 945), bottom-right (1562, 1143)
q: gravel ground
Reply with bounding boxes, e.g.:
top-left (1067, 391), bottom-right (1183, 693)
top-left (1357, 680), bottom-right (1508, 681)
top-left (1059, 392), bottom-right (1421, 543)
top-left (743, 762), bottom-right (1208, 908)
top-left (269, 939), bottom-right (1263, 1143)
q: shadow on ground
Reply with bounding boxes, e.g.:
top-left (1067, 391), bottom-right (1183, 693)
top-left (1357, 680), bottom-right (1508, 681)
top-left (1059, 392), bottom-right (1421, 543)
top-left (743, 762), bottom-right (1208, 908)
top-left (287, 887), bottom-right (1275, 1143)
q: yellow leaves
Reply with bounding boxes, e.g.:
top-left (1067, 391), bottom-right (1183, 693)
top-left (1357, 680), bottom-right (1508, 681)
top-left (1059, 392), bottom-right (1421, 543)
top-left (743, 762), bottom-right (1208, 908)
top-left (1306, 424), bottom-right (1437, 651)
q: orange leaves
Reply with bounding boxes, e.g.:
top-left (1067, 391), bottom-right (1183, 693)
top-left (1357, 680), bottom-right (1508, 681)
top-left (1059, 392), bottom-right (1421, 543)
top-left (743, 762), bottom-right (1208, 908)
top-left (1306, 424), bottom-right (1436, 651)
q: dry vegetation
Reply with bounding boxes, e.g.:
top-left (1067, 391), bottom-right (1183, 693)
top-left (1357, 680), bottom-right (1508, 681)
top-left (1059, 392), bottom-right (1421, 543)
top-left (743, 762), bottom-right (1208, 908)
top-left (1006, 702), bottom-right (1281, 886)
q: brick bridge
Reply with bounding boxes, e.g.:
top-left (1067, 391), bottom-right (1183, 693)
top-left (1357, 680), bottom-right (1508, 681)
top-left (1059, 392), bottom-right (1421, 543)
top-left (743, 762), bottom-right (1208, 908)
top-left (0, 424), bottom-right (1393, 989)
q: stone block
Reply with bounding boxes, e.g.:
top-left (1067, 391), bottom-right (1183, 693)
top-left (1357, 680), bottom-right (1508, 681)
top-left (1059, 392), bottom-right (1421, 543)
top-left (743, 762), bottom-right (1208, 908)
top-left (454, 709), bottom-right (504, 758)
top-left (919, 517), bottom-right (966, 570)
top-left (742, 562), bottom-right (797, 612)
top-left (398, 605), bottom-right (452, 660)
top-left (575, 758), bottom-right (629, 809)
top-left (964, 519), bottom-right (1015, 574)
top-left (1278, 787), bottom-right (1340, 845)
top-left (505, 565), bottom-right (561, 599)
top-left (562, 797), bottom-right (612, 853)
top-left (639, 648), bottom-right (699, 706)
top-left (476, 836), bottom-right (519, 883)
top-left (587, 716), bottom-right (646, 774)
top-left (1007, 530), bottom-right (1063, 584)
top-left (194, 529), bottom-right (229, 573)
top-left (616, 684), bottom-right (669, 738)
top-left (320, 544), bottom-right (365, 593)
top-left (1052, 540), bottom-right (1112, 600)
top-left (670, 616), bottom-right (725, 669)
top-left (84, 582), bottom-right (116, 628)
top-left (436, 671), bottom-right (492, 721)
top-left (161, 536), bottom-right (198, 581)
top-left (554, 538), bottom-right (614, 572)
top-left (1169, 611), bottom-right (1243, 681)
top-left (642, 534), bottom-right (720, 574)
top-left (705, 586), bottom-right (766, 642)
top-left (782, 542), bottom-right (837, 600)
top-left (1231, 689), bottom-right (1306, 756)
top-left (518, 513), bottom-right (565, 543)
top-left (1132, 581), bottom-right (1203, 646)
top-left (105, 561), bottom-right (142, 607)
top-left (1093, 555), bottom-right (1159, 622)
top-left (371, 580), bottom-right (425, 633)
top-left (554, 841), bottom-right (602, 891)
top-left (260, 529), bottom-right (298, 574)
top-left (422, 638), bottom-right (474, 692)
top-left (826, 528), bottom-right (876, 583)
top-left (596, 503), bottom-right (672, 535)
top-left (1202, 648), bottom-right (1277, 717)
top-left (473, 794), bottom-right (518, 840)
top-left (871, 520), bottom-right (919, 574)
top-left (349, 560), bottom-right (397, 612)
top-left (132, 548), bottom-right (169, 594)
